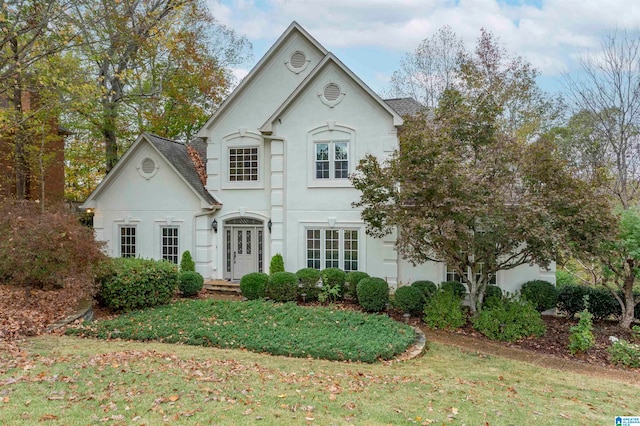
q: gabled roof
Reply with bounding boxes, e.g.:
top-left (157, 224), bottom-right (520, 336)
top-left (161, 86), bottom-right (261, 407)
top-left (259, 53), bottom-right (404, 133)
top-left (196, 21), bottom-right (328, 136)
top-left (83, 133), bottom-right (220, 208)
top-left (384, 98), bottom-right (425, 117)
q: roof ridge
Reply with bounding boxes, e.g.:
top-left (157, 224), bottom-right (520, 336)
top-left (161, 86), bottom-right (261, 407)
top-left (144, 132), bottom-right (184, 145)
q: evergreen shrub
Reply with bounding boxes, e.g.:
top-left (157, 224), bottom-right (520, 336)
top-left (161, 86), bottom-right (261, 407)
top-left (483, 285), bottom-right (503, 309)
top-left (178, 271), bottom-right (203, 297)
top-left (411, 280), bottom-right (437, 299)
top-left (240, 272), bottom-right (269, 300)
top-left (393, 286), bottom-right (425, 316)
top-left (568, 309), bottom-right (595, 355)
top-left (267, 271), bottom-right (298, 302)
top-left (520, 280), bottom-right (558, 312)
top-left (439, 280), bottom-right (467, 299)
top-left (345, 271), bottom-right (370, 299)
top-left (588, 287), bottom-right (620, 320)
top-left (321, 268), bottom-right (347, 299)
top-left (356, 277), bottom-right (389, 312)
top-left (98, 258), bottom-right (178, 311)
top-left (269, 253), bottom-right (285, 275)
top-left (180, 251), bottom-right (195, 272)
top-left (609, 339), bottom-right (640, 368)
top-left (296, 268), bottom-right (321, 301)
top-left (423, 289), bottom-right (466, 330)
top-left (557, 284), bottom-right (590, 318)
top-left (472, 297), bottom-right (546, 342)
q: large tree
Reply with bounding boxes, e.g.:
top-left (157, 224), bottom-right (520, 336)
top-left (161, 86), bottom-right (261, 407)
top-left (561, 29), bottom-right (640, 327)
top-left (354, 29), bottom-right (613, 313)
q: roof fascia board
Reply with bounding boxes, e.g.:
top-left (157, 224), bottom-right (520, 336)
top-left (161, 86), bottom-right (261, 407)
top-left (260, 53), bottom-right (403, 133)
top-left (196, 21), bottom-right (328, 137)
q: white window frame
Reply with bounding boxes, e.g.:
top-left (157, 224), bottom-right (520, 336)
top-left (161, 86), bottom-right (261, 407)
top-left (307, 124), bottom-right (355, 188)
top-left (222, 131), bottom-right (263, 189)
top-left (305, 227), bottom-right (360, 271)
top-left (119, 225), bottom-right (137, 258)
top-left (314, 140), bottom-right (349, 180)
top-left (445, 261), bottom-right (497, 285)
top-left (160, 226), bottom-right (179, 264)
top-left (228, 146), bottom-right (259, 182)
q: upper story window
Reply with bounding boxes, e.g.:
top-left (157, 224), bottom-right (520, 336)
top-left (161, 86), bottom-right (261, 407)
top-left (229, 147), bottom-right (258, 182)
top-left (315, 141), bottom-right (348, 179)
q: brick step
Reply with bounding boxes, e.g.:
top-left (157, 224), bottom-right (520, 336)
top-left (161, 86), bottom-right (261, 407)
top-left (203, 280), bottom-right (241, 294)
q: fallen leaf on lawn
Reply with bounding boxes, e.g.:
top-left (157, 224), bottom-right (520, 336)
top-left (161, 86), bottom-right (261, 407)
top-left (168, 394), bottom-right (180, 402)
top-left (277, 394), bottom-right (287, 398)
top-left (39, 414), bottom-right (58, 421)
top-left (328, 394), bottom-right (336, 401)
top-left (451, 407), bottom-right (459, 415)
top-left (2, 397), bottom-right (9, 403)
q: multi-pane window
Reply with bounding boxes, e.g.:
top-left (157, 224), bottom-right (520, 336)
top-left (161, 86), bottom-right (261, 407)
top-left (306, 228), bottom-right (359, 271)
top-left (445, 260), bottom-right (496, 285)
top-left (161, 226), bottom-right (179, 264)
top-left (315, 141), bottom-right (348, 179)
top-left (120, 226), bottom-right (136, 258)
top-left (229, 147), bottom-right (258, 181)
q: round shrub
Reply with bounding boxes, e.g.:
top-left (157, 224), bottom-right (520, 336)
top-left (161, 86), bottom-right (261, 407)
top-left (296, 268), bottom-right (321, 301)
top-left (440, 281), bottom-right (467, 299)
top-left (98, 258), bottom-right (178, 311)
top-left (520, 280), bottom-right (558, 312)
top-left (345, 271), bottom-right (370, 298)
top-left (179, 271), bottom-right (203, 297)
top-left (588, 287), bottom-right (620, 320)
top-left (321, 268), bottom-right (347, 299)
top-left (557, 284), bottom-right (590, 318)
top-left (472, 297), bottom-right (546, 342)
top-left (411, 280), bottom-right (437, 299)
top-left (267, 271), bottom-right (298, 302)
top-left (269, 253), bottom-right (285, 275)
top-left (356, 277), bottom-right (389, 312)
top-left (393, 286), bottom-right (425, 316)
top-left (423, 289), bottom-right (466, 330)
top-left (483, 285), bottom-right (503, 309)
top-left (180, 251), bottom-right (195, 272)
top-left (240, 272), bottom-right (269, 300)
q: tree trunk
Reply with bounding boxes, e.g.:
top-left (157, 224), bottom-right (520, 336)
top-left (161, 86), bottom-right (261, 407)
top-left (618, 272), bottom-right (637, 328)
top-left (103, 102), bottom-right (118, 173)
top-left (11, 36), bottom-right (27, 199)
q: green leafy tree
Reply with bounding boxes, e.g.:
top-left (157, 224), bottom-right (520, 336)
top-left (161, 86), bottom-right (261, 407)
top-left (353, 29), bottom-right (614, 313)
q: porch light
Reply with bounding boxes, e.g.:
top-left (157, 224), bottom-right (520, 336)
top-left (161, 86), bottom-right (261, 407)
top-left (212, 219), bottom-right (218, 232)
top-left (267, 219), bottom-right (272, 233)
top-left (86, 208), bottom-right (94, 214)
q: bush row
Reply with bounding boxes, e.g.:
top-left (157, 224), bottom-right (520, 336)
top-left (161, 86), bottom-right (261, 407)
top-left (557, 284), bottom-right (640, 320)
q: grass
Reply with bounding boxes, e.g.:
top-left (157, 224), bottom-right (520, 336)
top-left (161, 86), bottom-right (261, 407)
top-left (1, 335), bottom-right (638, 425)
top-left (65, 299), bottom-right (415, 362)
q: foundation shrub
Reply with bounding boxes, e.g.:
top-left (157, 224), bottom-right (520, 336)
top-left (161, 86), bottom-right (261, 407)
top-left (267, 271), bottom-right (298, 302)
top-left (411, 280), bottom-right (437, 299)
top-left (345, 271), bottom-right (370, 299)
top-left (472, 296), bottom-right (546, 342)
top-left (356, 277), bottom-right (389, 312)
top-left (483, 285), bottom-right (503, 309)
top-left (393, 286), bottom-right (425, 316)
top-left (520, 280), bottom-right (558, 312)
top-left (269, 253), bottom-right (285, 275)
top-left (588, 287), bottom-right (620, 320)
top-left (239, 272), bottom-right (268, 300)
top-left (180, 251), bottom-right (195, 272)
top-left (98, 258), bottom-right (178, 311)
top-left (423, 289), bottom-right (466, 330)
top-left (296, 268), bottom-right (321, 301)
top-left (178, 271), bottom-right (203, 297)
top-left (439, 280), bottom-right (467, 299)
top-left (321, 268), bottom-right (346, 299)
top-left (556, 284), bottom-right (590, 318)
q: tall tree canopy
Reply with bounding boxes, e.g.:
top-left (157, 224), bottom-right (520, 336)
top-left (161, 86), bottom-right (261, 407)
top-left (355, 29), bottom-right (613, 313)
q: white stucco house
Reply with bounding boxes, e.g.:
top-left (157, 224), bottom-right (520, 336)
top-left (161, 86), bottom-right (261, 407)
top-left (82, 22), bottom-right (554, 293)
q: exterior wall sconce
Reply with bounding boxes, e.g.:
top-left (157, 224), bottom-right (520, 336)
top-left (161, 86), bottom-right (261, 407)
top-left (212, 219), bottom-right (218, 232)
top-left (268, 219), bottom-right (272, 233)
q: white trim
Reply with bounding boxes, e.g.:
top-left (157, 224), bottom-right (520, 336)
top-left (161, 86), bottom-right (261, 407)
top-left (137, 156), bottom-right (159, 180)
top-left (306, 124), bottom-right (354, 188)
top-left (221, 131), bottom-right (264, 189)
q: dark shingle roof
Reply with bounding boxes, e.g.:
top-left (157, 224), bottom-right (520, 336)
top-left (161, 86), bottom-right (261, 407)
top-left (384, 97), bottom-right (425, 117)
top-left (143, 133), bottom-right (219, 207)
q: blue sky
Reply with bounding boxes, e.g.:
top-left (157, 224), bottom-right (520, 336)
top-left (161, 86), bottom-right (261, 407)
top-left (208, 0), bottom-right (640, 97)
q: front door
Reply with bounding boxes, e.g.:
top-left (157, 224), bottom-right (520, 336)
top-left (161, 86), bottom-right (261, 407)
top-left (232, 227), bottom-right (256, 280)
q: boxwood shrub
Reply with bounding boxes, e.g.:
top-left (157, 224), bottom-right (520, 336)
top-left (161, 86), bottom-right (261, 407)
top-left (557, 284), bottom-right (622, 320)
top-left (240, 272), bottom-right (269, 300)
top-left (98, 258), bottom-right (178, 311)
top-left (472, 297), bottom-right (546, 342)
top-left (411, 280), bottom-right (437, 299)
top-left (483, 285), bottom-right (503, 309)
top-left (557, 284), bottom-right (590, 318)
top-left (267, 271), bottom-right (298, 302)
top-left (393, 286), bottom-right (425, 316)
top-left (356, 277), bottom-right (389, 312)
top-left (520, 280), bottom-right (558, 312)
top-left (321, 268), bottom-right (347, 299)
top-left (178, 271), bottom-right (203, 297)
top-left (440, 280), bottom-right (467, 299)
top-left (296, 268), bottom-right (321, 301)
top-left (423, 289), bottom-right (466, 330)
top-left (345, 271), bottom-right (370, 299)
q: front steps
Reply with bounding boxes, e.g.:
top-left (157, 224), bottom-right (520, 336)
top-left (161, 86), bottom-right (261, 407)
top-left (203, 279), bottom-right (241, 294)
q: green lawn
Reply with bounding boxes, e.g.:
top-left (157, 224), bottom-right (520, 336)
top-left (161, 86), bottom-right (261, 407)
top-left (1, 335), bottom-right (638, 425)
top-left (66, 299), bottom-right (415, 362)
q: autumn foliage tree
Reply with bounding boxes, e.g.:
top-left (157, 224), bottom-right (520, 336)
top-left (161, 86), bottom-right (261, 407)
top-left (354, 29), bottom-right (613, 313)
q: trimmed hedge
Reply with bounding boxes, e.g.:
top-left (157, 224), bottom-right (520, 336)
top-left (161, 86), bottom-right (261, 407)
top-left (321, 268), bottom-right (347, 299)
top-left (394, 286), bottom-right (425, 316)
top-left (520, 280), bottom-right (558, 312)
top-left (240, 272), bottom-right (269, 300)
top-left (267, 271), bottom-right (298, 302)
top-left (178, 271), bottom-right (203, 297)
top-left (440, 280), bottom-right (467, 299)
top-left (98, 258), bottom-right (178, 311)
top-left (557, 284), bottom-right (622, 320)
top-left (345, 271), bottom-right (370, 299)
top-left (296, 268), bottom-right (321, 301)
top-left (411, 280), bottom-right (437, 299)
top-left (356, 277), bottom-right (389, 312)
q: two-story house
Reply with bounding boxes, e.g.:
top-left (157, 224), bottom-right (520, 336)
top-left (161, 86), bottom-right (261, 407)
top-left (82, 22), bottom-right (554, 293)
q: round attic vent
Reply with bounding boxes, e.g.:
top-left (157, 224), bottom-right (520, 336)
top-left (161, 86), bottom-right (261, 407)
top-left (141, 157), bottom-right (156, 174)
top-left (323, 83), bottom-right (341, 102)
top-left (290, 51), bottom-right (306, 69)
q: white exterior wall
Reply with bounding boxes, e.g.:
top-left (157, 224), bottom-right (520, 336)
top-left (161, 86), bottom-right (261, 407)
top-left (90, 142), bottom-right (212, 276)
